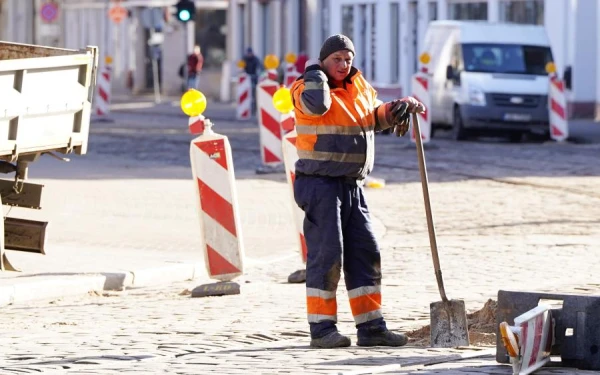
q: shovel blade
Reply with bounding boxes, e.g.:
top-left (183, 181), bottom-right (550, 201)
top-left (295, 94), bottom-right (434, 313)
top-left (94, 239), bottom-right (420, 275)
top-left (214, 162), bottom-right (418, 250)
top-left (430, 299), bottom-right (470, 348)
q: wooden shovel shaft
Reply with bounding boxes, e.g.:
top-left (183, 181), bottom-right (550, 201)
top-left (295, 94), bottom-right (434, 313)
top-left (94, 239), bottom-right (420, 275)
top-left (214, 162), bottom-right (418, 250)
top-left (412, 113), bottom-right (448, 303)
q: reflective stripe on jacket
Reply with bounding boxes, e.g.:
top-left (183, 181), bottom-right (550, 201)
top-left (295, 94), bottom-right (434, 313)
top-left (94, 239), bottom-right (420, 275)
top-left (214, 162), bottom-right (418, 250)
top-left (290, 66), bottom-right (388, 180)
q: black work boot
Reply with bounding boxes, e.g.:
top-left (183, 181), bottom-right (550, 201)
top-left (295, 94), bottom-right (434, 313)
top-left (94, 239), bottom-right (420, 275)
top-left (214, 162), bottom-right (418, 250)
top-left (310, 331), bottom-right (351, 348)
top-left (357, 330), bottom-right (408, 347)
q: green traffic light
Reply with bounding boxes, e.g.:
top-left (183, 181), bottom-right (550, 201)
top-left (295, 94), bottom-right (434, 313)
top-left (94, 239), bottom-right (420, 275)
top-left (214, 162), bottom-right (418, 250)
top-left (179, 9), bottom-right (191, 22)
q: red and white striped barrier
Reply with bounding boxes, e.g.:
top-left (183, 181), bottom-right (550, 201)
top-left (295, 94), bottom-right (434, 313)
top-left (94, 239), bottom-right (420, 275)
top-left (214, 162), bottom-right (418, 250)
top-left (410, 71), bottom-right (431, 143)
top-left (284, 63), bottom-right (300, 88)
top-left (259, 69), bottom-right (278, 84)
top-left (256, 76), bottom-right (295, 172)
top-left (189, 115), bottom-right (245, 281)
top-left (282, 129), bottom-right (308, 264)
top-left (236, 71), bottom-right (251, 120)
top-left (549, 75), bottom-right (568, 142)
top-left (500, 305), bottom-right (554, 375)
top-left (95, 63), bottom-right (112, 116)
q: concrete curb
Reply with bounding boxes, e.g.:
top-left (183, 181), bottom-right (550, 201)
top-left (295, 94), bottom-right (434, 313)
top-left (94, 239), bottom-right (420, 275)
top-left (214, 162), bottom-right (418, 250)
top-left (0, 262), bottom-right (207, 307)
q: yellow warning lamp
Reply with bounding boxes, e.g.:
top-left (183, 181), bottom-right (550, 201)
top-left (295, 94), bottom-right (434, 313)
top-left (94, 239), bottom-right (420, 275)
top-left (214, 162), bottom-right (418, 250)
top-left (545, 62), bottom-right (557, 75)
top-left (105, 56), bottom-right (113, 65)
top-left (237, 60), bottom-right (246, 69)
top-left (499, 322), bottom-right (520, 358)
top-left (419, 53), bottom-right (431, 66)
top-left (264, 54), bottom-right (280, 70)
top-left (285, 52), bottom-right (297, 64)
top-left (273, 87), bottom-right (294, 114)
top-left (181, 89), bottom-right (207, 117)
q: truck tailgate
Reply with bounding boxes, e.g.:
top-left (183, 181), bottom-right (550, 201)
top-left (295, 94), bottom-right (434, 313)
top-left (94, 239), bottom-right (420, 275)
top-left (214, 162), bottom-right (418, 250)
top-left (0, 42), bottom-right (98, 160)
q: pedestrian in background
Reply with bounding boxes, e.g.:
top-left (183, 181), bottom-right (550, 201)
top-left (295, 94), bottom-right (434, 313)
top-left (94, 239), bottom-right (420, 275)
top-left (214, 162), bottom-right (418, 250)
top-left (187, 45), bottom-right (204, 90)
top-left (243, 47), bottom-right (262, 113)
top-left (290, 34), bottom-right (425, 349)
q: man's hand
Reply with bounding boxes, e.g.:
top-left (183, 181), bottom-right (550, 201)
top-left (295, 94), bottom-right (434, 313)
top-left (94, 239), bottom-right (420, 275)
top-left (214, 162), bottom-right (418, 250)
top-left (389, 97), bottom-right (426, 137)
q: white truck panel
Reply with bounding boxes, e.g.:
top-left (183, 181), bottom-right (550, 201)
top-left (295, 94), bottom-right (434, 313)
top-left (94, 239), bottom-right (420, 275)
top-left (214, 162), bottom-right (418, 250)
top-left (0, 42), bottom-right (98, 161)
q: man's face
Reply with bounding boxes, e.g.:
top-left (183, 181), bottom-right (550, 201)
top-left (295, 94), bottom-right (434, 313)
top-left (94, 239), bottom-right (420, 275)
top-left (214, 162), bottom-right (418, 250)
top-left (322, 50), bottom-right (353, 82)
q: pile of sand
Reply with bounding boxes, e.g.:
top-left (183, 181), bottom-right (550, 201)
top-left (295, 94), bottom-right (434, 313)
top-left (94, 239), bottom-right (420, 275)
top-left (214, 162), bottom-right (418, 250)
top-left (407, 299), bottom-right (498, 347)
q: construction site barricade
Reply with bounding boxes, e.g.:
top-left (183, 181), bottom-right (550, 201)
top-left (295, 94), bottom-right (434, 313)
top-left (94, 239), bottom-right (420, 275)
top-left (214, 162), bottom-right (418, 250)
top-left (282, 129), bottom-right (308, 264)
top-left (548, 74), bottom-right (569, 141)
top-left (236, 71), bottom-right (252, 120)
top-left (188, 114), bottom-right (245, 281)
top-left (410, 70), bottom-right (432, 144)
top-left (255, 72), bottom-right (294, 173)
top-left (283, 63), bottom-right (300, 88)
top-left (95, 62), bottom-right (112, 116)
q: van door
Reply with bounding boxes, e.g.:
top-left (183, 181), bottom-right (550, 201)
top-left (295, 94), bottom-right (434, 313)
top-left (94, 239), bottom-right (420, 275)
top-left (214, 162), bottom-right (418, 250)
top-left (441, 43), bottom-right (462, 124)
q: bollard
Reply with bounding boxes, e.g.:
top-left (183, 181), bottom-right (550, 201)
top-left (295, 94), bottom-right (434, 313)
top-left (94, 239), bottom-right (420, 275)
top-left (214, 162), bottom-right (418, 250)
top-left (283, 52), bottom-right (300, 88)
top-left (182, 89), bottom-right (245, 297)
top-left (546, 63), bottom-right (569, 142)
top-left (411, 53), bottom-right (432, 144)
top-left (95, 56), bottom-right (113, 121)
top-left (236, 70), bottom-right (252, 120)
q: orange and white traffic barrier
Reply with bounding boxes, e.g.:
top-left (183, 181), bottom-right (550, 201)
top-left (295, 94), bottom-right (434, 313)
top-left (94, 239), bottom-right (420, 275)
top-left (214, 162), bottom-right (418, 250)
top-left (259, 69), bottom-right (279, 84)
top-left (95, 59), bottom-right (112, 116)
top-left (548, 74), bottom-right (568, 142)
top-left (499, 305), bottom-right (554, 375)
top-left (256, 77), bottom-right (294, 172)
top-left (236, 71), bottom-right (251, 120)
top-left (410, 72), bottom-right (431, 144)
top-left (282, 129), bottom-right (308, 264)
top-left (184, 90), bottom-right (245, 281)
top-left (284, 63), bottom-right (300, 88)
top-left (410, 53), bottom-right (432, 143)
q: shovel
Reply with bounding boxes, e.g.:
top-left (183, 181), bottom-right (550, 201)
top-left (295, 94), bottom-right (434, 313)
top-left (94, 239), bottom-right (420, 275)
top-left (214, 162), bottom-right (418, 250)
top-left (411, 112), bottom-right (470, 348)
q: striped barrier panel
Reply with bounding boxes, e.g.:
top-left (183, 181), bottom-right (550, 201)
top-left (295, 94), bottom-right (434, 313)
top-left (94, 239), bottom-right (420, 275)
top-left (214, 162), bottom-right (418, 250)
top-left (189, 115), bottom-right (245, 281)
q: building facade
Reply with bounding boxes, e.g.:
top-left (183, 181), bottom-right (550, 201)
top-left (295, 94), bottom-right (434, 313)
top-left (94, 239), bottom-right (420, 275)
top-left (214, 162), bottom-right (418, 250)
top-left (226, 0), bottom-right (600, 118)
top-left (0, 0), bottom-right (228, 99)
top-left (1, 0), bottom-right (599, 117)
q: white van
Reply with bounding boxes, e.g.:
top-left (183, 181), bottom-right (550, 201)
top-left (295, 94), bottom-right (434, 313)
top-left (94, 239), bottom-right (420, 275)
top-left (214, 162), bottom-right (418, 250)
top-left (422, 21), bottom-right (554, 141)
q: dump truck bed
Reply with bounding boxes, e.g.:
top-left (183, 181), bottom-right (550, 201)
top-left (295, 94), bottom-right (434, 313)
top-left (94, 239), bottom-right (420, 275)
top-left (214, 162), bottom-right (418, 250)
top-left (0, 41), bottom-right (98, 161)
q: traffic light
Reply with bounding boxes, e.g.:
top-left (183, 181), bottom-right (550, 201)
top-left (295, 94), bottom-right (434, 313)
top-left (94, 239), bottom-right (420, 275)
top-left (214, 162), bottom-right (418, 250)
top-left (175, 0), bottom-right (195, 23)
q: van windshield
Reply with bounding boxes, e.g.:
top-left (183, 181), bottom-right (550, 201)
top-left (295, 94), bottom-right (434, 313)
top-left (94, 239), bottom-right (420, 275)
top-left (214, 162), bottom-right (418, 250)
top-left (462, 43), bottom-right (553, 75)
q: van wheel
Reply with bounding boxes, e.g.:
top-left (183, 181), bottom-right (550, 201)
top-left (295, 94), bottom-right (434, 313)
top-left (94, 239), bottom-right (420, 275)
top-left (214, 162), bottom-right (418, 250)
top-left (453, 106), bottom-right (468, 141)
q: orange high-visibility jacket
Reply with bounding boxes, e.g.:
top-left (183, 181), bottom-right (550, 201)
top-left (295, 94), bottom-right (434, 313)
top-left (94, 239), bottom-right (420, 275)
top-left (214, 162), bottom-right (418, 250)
top-left (290, 66), bottom-right (390, 179)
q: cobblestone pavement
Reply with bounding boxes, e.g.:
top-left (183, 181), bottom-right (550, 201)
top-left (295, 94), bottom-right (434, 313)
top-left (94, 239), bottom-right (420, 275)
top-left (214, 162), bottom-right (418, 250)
top-left (1, 102), bottom-right (600, 373)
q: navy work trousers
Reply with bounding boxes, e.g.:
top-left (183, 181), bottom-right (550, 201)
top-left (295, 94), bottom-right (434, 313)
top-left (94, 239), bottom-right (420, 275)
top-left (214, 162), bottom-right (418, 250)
top-left (294, 174), bottom-right (387, 339)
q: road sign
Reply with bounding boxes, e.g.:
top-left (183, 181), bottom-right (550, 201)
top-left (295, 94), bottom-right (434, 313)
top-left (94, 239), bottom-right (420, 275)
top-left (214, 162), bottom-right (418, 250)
top-left (108, 4), bottom-right (128, 24)
top-left (40, 2), bottom-right (59, 23)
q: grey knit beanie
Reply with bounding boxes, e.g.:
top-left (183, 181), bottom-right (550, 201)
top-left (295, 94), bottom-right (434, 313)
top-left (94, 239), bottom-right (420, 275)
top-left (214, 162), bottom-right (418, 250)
top-left (319, 34), bottom-right (355, 62)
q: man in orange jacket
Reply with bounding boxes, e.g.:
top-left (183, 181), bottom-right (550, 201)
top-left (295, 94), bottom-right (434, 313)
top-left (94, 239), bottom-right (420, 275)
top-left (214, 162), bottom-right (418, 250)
top-left (290, 34), bottom-right (424, 348)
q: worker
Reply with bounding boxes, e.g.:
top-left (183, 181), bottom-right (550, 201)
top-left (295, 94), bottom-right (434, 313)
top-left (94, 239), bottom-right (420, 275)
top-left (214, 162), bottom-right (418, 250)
top-left (290, 34), bottom-right (425, 348)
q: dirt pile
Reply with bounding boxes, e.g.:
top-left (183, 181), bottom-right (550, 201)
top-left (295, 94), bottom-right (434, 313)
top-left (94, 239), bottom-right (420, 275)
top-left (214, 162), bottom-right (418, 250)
top-left (407, 299), bottom-right (498, 347)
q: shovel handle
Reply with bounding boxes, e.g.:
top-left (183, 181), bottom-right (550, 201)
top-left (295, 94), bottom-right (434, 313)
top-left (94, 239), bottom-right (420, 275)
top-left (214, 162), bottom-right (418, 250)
top-left (412, 113), bottom-right (449, 303)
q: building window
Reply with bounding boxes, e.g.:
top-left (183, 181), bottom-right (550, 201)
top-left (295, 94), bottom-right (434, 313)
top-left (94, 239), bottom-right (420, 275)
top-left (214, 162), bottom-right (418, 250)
top-left (321, 0), bottom-right (330, 42)
top-left (390, 2), bottom-right (400, 83)
top-left (429, 1), bottom-right (438, 21)
top-left (449, 1), bottom-right (488, 20)
top-left (499, 0), bottom-right (544, 25)
top-left (342, 5), bottom-right (354, 41)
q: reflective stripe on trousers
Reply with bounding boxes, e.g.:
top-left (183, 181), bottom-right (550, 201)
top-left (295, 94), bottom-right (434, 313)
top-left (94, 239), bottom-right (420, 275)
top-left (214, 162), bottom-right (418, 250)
top-left (293, 174), bottom-right (384, 338)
